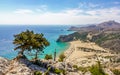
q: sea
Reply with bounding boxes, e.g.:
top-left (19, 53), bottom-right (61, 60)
top-left (0, 25), bottom-right (73, 59)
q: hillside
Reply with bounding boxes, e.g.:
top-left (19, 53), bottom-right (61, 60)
top-left (57, 20), bottom-right (120, 52)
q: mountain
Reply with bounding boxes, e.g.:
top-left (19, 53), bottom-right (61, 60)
top-left (97, 20), bottom-right (120, 30)
top-left (68, 20), bottom-right (120, 32)
top-left (57, 20), bottom-right (120, 52)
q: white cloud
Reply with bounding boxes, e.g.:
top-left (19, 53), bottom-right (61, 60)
top-left (0, 6), bottom-right (120, 25)
top-left (78, 2), bottom-right (100, 9)
top-left (88, 3), bottom-right (99, 8)
top-left (113, 1), bottom-right (120, 5)
top-left (63, 8), bottom-right (84, 15)
top-left (36, 5), bottom-right (48, 13)
top-left (86, 7), bottom-right (120, 16)
top-left (14, 9), bottom-right (34, 14)
top-left (40, 5), bottom-right (48, 10)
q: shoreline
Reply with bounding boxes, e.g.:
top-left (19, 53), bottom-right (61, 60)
top-left (64, 41), bottom-right (74, 60)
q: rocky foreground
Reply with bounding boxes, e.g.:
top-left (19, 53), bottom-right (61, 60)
top-left (0, 57), bottom-right (38, 75)
top-left (0, 56), bottom-right (86, 75)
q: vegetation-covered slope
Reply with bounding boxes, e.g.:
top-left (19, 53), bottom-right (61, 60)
top-left (57, 32), bottom-right (88, 42)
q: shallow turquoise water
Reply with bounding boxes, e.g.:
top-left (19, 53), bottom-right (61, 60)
top-left (0, 25), bottom-right (73, 59)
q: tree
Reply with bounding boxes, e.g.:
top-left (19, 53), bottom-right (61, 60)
top-left (13, 30), bottom-right (50, 60)
top-left (58, 53), bottom-right (66, 62)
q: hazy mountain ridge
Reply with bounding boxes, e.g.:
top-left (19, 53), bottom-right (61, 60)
top-left (68, 20), bottom-right (120, 32)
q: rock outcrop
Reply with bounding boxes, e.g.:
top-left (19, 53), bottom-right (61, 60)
top-left (0, 57), bottom-right (10, 75)
top-left (0, 57), bottom-right (33, 75)
top-left (0, 57), bottom-right (49, 75)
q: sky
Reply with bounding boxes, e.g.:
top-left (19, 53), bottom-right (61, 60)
top-left (0, 0), bottom-right (120, 25)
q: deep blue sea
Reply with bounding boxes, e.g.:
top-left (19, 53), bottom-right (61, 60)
top-left (0, 25), bottom-right (73, 59)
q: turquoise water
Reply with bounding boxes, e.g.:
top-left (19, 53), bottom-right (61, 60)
top-left (0, 25), bottom-right (73, 59)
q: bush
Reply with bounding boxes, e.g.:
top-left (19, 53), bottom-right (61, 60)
top-left (62, 69), bottom-right (66, 75)
top-left (73, 65), bottom-right (87, 72)
top-left (73, 65), bottom-right (78, 69)
top-left (58, 53), bottom-right (66, 62)
top-left (116, 58), bottom-right (120, 63)
top-left (89, 64), bottom-right (107, 75)
top-left (54, 68), bottom-right (62, 74)
top-left (78, 67), bottom-right (88, 72)
top-left (45, 54), bottom-right (52, 60)
top-left (34, 71), bottom-right (42, 75)
top-left (112, 69), bottom-right (120, 75)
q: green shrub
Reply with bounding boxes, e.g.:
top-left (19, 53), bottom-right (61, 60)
top-left (34, 71), bottom-right (42, 75)
top-left (78, 67), bottom-right (87, 72)
top-left (58, 53), bottom-right (66, 62)
top-left (73, 65), bottom-right (87, 72)
top-left (54, 68), bottom-right (66, 75)
top-left (62, 69), bottom-right (66, 75)
top-left (54, 68), bottom-right (62, 74)
top-left (112, 69), bottom-right (120, 75)
top-left (73, 65), bottom-right (78, 69)
top-left (116, 58), bottom-right (120, 63)
top-left (89, 64), bottom-right (107, 75)
top-left (45, 54), bottom-right (52, 60)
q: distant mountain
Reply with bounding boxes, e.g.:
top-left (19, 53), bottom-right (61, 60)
top-left (98, 20), bottom-right (120, 28)
top-left (57, 20), bottom-right (120, 52)
top-left (68, 20), bottom-right (120, 32)
top-left (68, 24), bottom-right (98, 32)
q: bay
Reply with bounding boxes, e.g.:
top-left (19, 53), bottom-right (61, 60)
top-left (0, 25), bottom-right (73, 59)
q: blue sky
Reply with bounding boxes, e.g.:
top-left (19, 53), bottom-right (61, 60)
top-left (0, 0), bottom-right (120, 25)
